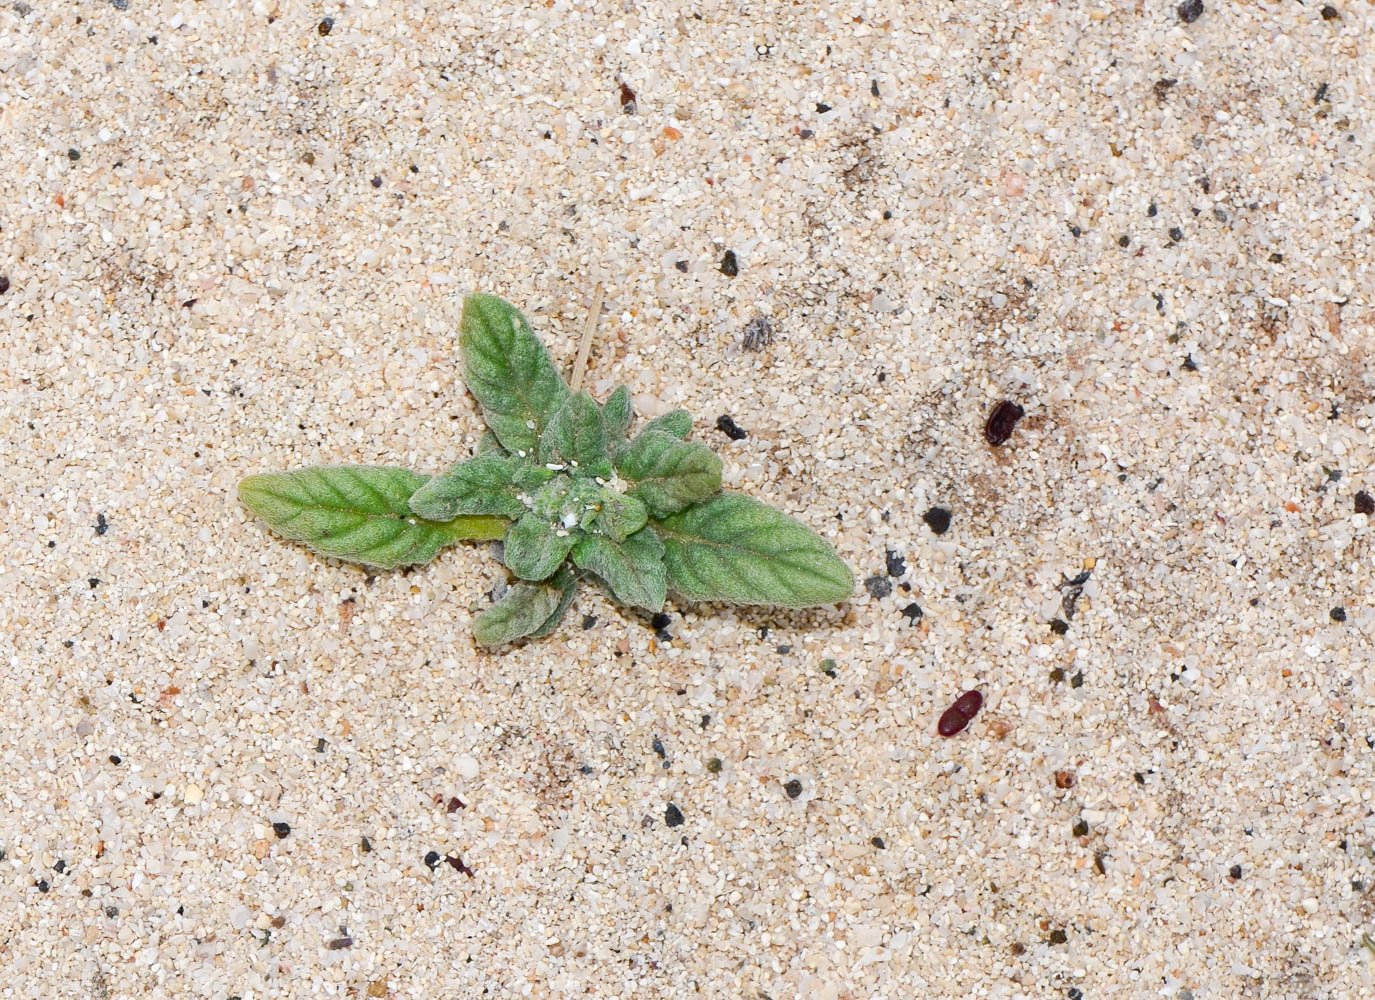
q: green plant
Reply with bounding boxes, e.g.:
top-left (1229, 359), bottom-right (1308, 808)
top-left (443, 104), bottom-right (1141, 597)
top-left (238, 293), bottom-right (852, 644)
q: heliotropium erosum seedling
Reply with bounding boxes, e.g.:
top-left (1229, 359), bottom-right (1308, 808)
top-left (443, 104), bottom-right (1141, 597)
top-left (238, 293), bottom-right (853, 645)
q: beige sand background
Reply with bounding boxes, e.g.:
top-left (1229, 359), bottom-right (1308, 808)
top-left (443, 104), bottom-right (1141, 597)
top-left (3, 1), bottom-right (1374, 997)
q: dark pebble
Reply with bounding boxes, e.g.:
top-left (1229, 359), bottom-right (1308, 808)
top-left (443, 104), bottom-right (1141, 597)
top-left (799, 128), bottom-right (814, 140)
top-left (864, 575), bottom-right (892, 599)
top-left (1230, 864), bottom-right (1243, 879)
top-left (650, 611), bottom-right (671, 630)
top-left (0, 276), bottom-right (9, 295)
top-left (1118, 235), bottom-right (1130, 248)
top-left (53, 859), bottom-right (66, 873)
top-left (1068, 989), bottom-right (1083, 1000)
top-left (326, 937), bottom-right (353, 950)
top-left (1049, 928), bottom-right (1068, 945)
top-left (886, 549), bottom-right (907, 577)
top-left (674, 260), bottom-right (688, 273)
top-left (652, 737), bottom-right (667, 759)
top-left (317, 17), bottom-right (333, 35)
top-left (815, 102), bottom-right (831, 113)
top-left (1177, 0), bottom-right (1203, 22)
top-left (870, 80), bottom-right (880, 97)
top-left (95, 513), bottom-right (108, 535)
top-left (1355, 491), bottom-right (1374, 515)
top-left (36, 880), bottom-right (50, 893)
top-left (360, 836), bottom-right (372, 853)
top-left (1269, 252), bottom-right (1284, 263)
top-left (105, 905), bottom-right (119, 918)
top-left (424, 850), bottom-right (441, 869)
top-left (665, 803), bottom-right (685, 827)
top-left (775, 644), bottom-right (790, 654)
top-left (1070, 671), bottom-right (1084, 688)
top-left (922, 506), bottom-right (952, 535)
top-left (707, 757), bottom-right (723, 773)
top-left (1320, 4), bottom-right (1339, 18)
top-left (1169, 226), bottom-right (1184, 243)
top-left (369, 175), bottom-right (382, 188)
top-left (109, 755), bottom-right (121, 764)
top-left (715, 414), bottom-right (747, 440)
top-left (984, 400), bottom-right (1025, 446)
top-left (1050, 619), bottom-right (1069, 635)
top-left (272, 821), bottom-right (291, 839)
top-left (742, 315), bottom-right (775, 352)
top-left (1072, 818), bottom-right (1089, 837)
top-left (68, 148), bottom-right (81, 161)
top-left (937, 689), bottom-right (983, 737)
top-left (719, 250), bottom-right (739, 277)
top-left (1331, 607), bottom-right (1347, 622)
top-left (581, 614), bottom-right (597, 629)
top-left (619, 81), bottom-right (637, 114)
top-left (784, 779), bottom-right (803, 799)
top-left (900, 602), bottom-right (923, 625)
top-left (870, 836), bottom-right (885, 849)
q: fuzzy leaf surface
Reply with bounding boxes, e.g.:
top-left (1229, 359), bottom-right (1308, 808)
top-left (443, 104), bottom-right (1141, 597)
top-left (473, 572), bottom-right (573, 646)
top-left (654, 493), bottom-right (853, 607)
top-left (408, 454), bottom-right (525, 520)
top-left (238, 466), bottom-right (497, 569)
top-left (642, 409), bottom-right (692, 440)
top-left (588, 488), bottom-right (648, 542)
top-left (615, 430), bottom-right (723, 517)
top-left (573, 527), bottom-right (667, 611)
top-left (539, 391), bottom-right (612, 477)
top-left (503, 514), bottom-right (576, 581)
top-left (460, 293), bottom-right (569, 455)
top-left (529, 566), bottom-right (580, 639)
top-left (602, 385), bottom-right (633, 442)
top-left (476, 429), bottom-right (505, 455)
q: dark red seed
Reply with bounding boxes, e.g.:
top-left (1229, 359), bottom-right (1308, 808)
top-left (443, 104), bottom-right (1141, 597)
top-left (984, 400), bottom-right (1024, 446)
top-left (937, 689), bottom-right (983, 737)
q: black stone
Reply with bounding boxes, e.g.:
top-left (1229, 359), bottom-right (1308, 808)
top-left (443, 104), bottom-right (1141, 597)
top-left (885, 549), bottom-right (907, 577)
top-left (784, 779), bottom-right (803, 799)
top-left (715, 414), bottom-right (747, 440)
top-left (665, 803), bottom-right (685, 827)
top-left (900, 603), bottom-right (923, 625)
top-left (864, 575), bottom-right (892, 599)
top-left (1177, 0), bottom-right (1203, 22)
top-left (719, 250), bottom-right (739, 277)
top-left (922, 506), bottom-right (952, 535)
top-left (272, 821), bottom-right (291, 839)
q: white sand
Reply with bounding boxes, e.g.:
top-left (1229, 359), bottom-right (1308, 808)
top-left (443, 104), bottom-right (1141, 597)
top-left (2, 1), bottom-right (1373, 997)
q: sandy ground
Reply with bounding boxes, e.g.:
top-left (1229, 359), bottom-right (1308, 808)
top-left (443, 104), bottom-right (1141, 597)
top-left (2, 2), bottom-right (1374, 997)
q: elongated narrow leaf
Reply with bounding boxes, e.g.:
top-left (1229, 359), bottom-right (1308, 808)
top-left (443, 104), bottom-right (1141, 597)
top-left (602, 385), bottom-right (633, 443)
top-left (503, 514), bottom-right (576, 581)
top-left (409, 454), bottom-right (525, 521)
top-left (615, 430), bottom-right (722, 517)
top-left (654, 493), bottom-right (852, 607)
top-left (529, 566), bottom-right (580, 639)
top-left (461, 293), bottom-right (570, 455)
top-left (239, 466), bottom-right (471, 569)
top-left (512, 464), bottom-right (555, 491)
top-left (642, 409), bottom-right (692, 440)
top-left (473, 576), bottom-right (566, 646)
top-left (572, 527), bottom-right (667, 611)
top-left (539, 391), bottom-right (612, 477)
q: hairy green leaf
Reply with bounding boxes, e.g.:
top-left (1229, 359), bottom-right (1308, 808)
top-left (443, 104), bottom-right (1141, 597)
top-left (573, 527), bottom-right (667, 611)
top-left (529, 566), bottom-right (580, 639)
top-left (615, 430), bottom-right (723, 517)
top-left (587, 488), bottom-right (648, 542)
top-left (460, 293), bottom-right (570, 455)
top-left (512, 464), bottom-right (555, 491)
top-left (539, 391), bottom-right (612, 477)
top-left (602, 385), bottom-right (633, 442)
top-left (408, 454), bottom-right (525, 521)
top-left (473, 570), bottom-right (575, 646)
top-left (503, 514), bottom-right (576, 581)
top-left (642, 409), bottom-right (692, 440)
top-left (654, 493), bottom-right (852, 607)
top-left (238, 466), bottom-right (504, 569)
top-left (476, 429), bottom-right (505, 455)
